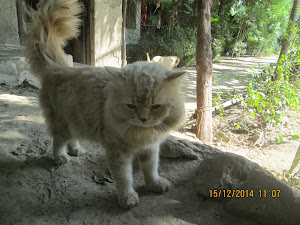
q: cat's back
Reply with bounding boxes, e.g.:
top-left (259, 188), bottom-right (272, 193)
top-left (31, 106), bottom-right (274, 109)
top-left (43, 66), bottom-right (110, 90)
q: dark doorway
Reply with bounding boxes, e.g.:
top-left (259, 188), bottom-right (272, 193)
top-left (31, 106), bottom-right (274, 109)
top-left (64, 0), bottom-right (93, 65)
top-left (17, 0), bottom-right (94, 65)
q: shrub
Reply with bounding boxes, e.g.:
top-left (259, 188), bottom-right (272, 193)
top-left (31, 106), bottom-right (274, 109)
top-left (127, 26), bottom-right (197, 67)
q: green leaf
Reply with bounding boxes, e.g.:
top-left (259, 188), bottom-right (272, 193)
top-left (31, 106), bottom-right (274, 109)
top-left (289, 145), bottom-right (300, 174)
top-left (92, 170), bottom-right (114, 185)
top-left (211, 17), bottom-right (219, 22)
top-left (257, 105), bottom-right (262, 112)
top-left (101, 171), bottom-right (114, 183)
top-left (276, 134), bottom-right (284, 144)
top-left (292, 132), bottom-right (300, 140)
top-left (93, 172), bottom-right (105, 185)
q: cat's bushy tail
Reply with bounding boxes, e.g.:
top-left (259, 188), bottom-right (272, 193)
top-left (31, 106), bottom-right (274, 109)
top-left (25, 0), bottom-right (82, 79)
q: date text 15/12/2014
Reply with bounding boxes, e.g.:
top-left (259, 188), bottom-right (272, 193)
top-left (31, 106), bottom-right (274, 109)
top-left (209, 189), bottom-right (281, 198)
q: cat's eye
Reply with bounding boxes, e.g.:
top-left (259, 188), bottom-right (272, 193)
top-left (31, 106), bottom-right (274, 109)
top-left (127, 104), bottom-right (136, 109)
top-left (151, 104), bottom-right (161, 110)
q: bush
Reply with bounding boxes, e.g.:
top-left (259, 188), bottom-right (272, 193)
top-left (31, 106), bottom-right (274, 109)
top-left (127, 26), bottom-right (197, 67)
top-left (244, 45), bottom-right (300, 127)
top-left (212, 38), bottom-right (224, 62)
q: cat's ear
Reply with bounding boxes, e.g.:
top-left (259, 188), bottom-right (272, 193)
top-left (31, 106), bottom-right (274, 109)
top-left (165, 71), bottom-right (186, 81)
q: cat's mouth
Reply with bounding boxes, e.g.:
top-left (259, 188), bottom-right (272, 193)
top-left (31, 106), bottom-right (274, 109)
top-left (134, 123), bottom-right (155, 128)
top-left (127, 120), bottom-right (160, 128)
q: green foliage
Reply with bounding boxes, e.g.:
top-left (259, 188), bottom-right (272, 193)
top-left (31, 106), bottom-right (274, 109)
top-left (245, 71), bottom-right (300, 126)
top-left (292, 131), bottom-right (300, 140)
top-left (289, 145), bottom-right (300, 174)
top-left (273, 170), bottom-right (300, 191)
top-left (275, 23), bottom-right (300, 80)
top-left (276, 134), bottom-right (284, 144)
top-left (212, 38), bottom-right (224, 62)
top-left (243, 41), bottom-right (300, 126)
top-left (211, 0), bottom-right (292, 56)
top-left (128, 0), bottom-right (294, 65)
top-left (273, 145), bottom-right (300, 191)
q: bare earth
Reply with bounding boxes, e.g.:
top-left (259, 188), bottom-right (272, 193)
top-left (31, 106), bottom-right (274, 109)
top-left (182, 56), bottom-right (300, 174)
top-left (0, 56), bottom-right (299, 224)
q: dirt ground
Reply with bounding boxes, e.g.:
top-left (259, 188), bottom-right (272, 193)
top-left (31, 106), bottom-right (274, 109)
top-left (0, 56), bottom-right (299, 224)
top-left (182, 56), bottom-right (300, 175)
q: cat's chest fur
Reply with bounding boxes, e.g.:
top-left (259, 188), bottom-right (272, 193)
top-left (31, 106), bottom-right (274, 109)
top-left (39, 65), bottom-right (177, 151)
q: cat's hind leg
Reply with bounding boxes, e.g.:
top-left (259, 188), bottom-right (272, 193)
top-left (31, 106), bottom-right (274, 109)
top-left (39, 92), bottom-right (72, 165)
top-left (138, 145), bottom-right (171, 193)
top-left (106, 150), bottom-right (139, 209)
top-left (67, 139), bottom-right (85, 156)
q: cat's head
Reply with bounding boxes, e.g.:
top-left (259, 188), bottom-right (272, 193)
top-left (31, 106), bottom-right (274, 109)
top-left (104, 62), bottom-right (185, 135)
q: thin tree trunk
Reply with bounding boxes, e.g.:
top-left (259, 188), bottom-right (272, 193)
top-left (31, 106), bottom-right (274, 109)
top-left (274, 0), bottom-right (299, 80)
top-left (196, 0), bottom-right (213, 142)
top-left (122, 0), bottom-right (127, 67)
top-left (168, 0), bottom-right (182, 36)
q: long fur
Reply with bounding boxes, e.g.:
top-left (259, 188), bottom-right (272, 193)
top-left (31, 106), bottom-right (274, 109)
top-left (25, 0), bottom-right (82, 78)
top-left (25, 0), bottom-right (185, 209)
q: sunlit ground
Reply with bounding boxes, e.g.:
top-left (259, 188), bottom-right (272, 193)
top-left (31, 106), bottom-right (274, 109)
top-left (181, 56), bottom-right (277, 117)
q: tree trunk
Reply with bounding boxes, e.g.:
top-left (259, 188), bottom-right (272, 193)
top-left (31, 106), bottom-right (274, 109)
top-left (196, 0), bottom-right (213, 142)
top-left (121, 0), bottom-right (127, 67)
top-left (168, 0), bottom-right (182, 36)
top-left (274, 0), bottom-right (299, 80)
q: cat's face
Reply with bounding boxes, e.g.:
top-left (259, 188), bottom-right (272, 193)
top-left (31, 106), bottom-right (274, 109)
top-left (105, 62), bottom-right (185, 133)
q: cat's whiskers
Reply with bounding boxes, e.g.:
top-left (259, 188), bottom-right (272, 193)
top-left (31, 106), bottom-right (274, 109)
top-left (159, 122), bottom-right (169, 133)
top-left (154, 123), bottom-right (165, 133)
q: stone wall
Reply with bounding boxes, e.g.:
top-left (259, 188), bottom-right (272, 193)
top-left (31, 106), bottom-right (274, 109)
top-left (94, 0), bottom-right (122, 67)
top-left (0, 0), bottom-right (20, 45)
top-left (126, 1), bottom-right (141, 45)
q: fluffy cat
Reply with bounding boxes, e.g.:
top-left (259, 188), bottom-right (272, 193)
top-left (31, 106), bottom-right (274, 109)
top-left (25, 0), bottom-right (185, 209)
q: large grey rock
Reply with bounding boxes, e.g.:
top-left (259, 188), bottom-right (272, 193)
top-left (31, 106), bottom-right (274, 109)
top-left (0, 57), bottom-right (40, 88)
top-left (0, 74), bottom-right (17, 84)
top-left (18, 71), bottom-right (40, 88)
top-left (160, 135), bottom-right (221, 160)
top-left (160, 136), bottom-right (200, 160)
top-left (194, 153), bottom-right (300, 225)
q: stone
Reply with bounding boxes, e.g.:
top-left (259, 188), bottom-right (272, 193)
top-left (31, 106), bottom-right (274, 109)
top-left (194, 153), bottom-right (300, 225)
top-left (18, 71), bottom-right (40, 88)
top-left (160, 134), bottom-right (221, 160)
top-left (160, 136), bottom-right (200, 160)
top-left (0, 74), bottom-right (17, 85)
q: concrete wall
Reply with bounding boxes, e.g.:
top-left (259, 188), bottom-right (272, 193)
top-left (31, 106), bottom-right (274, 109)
top-left (94, 0), bottom-right (122, 67)
top-left (0, 0), bottom-right (20, 45)
top-left (126, 1), bottom-right (141, 45)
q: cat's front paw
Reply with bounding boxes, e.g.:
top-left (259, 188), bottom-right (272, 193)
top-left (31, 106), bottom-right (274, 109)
top-left (54, 154), bottom-right (70, 165)
top-left (67, 146), bottom-right (86, 157)
top-left (118, 191), bottom-right (139, 209)
top-left (147, 177), bottom-right (171, 193)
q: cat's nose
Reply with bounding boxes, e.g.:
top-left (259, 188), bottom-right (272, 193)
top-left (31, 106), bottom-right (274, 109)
top-left (139, 118), bottom-right (148, 123)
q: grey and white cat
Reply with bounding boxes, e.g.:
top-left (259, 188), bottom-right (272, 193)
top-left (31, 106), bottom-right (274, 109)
top-left (25, 0), bottom-right (185, 208)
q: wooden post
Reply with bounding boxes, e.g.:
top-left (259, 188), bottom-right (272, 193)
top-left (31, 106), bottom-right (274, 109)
top-left (196, 0), bottom-right (213, 142)
top-left (122, 0), bottom-right (127, 67)
top-left (89, 0), bottom-right (95, 66)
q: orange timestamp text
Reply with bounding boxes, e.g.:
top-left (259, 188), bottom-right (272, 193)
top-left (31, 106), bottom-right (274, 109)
top-left (209, 189), bottom-right (281, 198)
